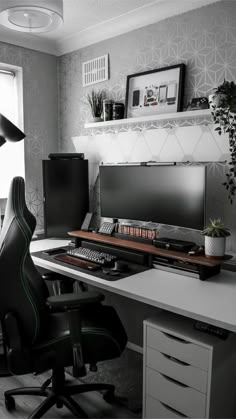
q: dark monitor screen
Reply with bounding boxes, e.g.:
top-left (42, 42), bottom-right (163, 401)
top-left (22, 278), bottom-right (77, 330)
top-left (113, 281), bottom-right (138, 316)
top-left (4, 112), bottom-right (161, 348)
top-left (100, 165), bottom-right (206, 230)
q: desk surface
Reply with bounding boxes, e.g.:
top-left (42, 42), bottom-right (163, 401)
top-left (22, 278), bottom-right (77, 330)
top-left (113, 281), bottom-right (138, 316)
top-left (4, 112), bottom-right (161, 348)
top-left (31, 239), bottom-right (236, 333)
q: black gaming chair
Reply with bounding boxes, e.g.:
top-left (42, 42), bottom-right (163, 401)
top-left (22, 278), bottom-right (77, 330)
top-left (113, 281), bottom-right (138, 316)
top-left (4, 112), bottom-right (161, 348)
top-left (0, 177), bottom-right (127, 418)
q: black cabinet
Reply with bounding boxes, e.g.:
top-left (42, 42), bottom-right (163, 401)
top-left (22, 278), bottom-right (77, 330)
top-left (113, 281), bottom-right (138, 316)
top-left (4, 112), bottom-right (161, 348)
top-left (43, 159), bottom-right (89, 238)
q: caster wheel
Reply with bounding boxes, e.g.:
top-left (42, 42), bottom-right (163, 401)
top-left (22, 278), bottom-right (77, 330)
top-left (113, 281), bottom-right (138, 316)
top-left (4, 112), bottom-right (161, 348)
top-left (103, 389), bottom-right (115, 403)
top-left (5, 395), bottom-right (15, 411)
top-left (56, 400), bottom-right (63, 409)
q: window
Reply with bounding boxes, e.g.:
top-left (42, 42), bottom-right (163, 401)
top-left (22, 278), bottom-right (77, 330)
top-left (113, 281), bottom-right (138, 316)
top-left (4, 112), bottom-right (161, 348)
top-left (0, 64), bottom-right (24, 198)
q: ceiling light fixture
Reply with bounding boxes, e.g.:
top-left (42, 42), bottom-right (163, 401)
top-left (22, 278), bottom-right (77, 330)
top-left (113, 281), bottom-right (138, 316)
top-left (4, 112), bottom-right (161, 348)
top-left (0, 0), bottom-right (63, 33)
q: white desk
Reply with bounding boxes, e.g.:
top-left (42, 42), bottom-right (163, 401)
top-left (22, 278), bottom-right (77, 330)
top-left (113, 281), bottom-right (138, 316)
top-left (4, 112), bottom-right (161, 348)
top-left (31, 238), bottom-right (236, 333)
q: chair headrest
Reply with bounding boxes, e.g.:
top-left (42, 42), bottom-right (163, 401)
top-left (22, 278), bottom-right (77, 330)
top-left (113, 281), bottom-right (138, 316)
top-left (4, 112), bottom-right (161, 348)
top-left (0, 177), bottom-right (31, 250)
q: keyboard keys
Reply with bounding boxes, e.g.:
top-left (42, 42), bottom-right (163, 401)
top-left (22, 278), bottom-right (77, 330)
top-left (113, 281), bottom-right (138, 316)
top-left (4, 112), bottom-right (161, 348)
top-left (67, 247), bottom-right (117, 266)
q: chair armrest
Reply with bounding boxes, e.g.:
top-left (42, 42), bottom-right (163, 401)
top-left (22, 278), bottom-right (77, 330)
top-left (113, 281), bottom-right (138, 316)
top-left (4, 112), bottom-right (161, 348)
top-left (46, 291), bottom-right (104, 311)
top-left (42, 272), bottom-right (75, 294)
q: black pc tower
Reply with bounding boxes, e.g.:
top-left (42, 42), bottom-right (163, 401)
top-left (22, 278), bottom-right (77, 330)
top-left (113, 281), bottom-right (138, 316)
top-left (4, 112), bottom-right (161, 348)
top-left (43, 157), bottom-right (89, 238)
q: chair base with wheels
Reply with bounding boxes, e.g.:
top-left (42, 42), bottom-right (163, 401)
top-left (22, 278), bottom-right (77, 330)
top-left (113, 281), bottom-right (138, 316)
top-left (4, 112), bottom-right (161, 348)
top-left (5, 367), bottom-right (115, 419)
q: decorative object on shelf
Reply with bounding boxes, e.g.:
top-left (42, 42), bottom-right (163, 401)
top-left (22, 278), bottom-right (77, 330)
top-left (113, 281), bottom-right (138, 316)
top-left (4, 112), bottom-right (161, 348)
top-left (0, 0), bottom-right (63, 33)
top-left (117, 222), bottom-right (158, 241)
top-left (209, 80), bottom-right (236, 202)
top-left (202, 218), bottom-right (230, 258)
top-left (103, 99), bottom-right (113, 121)
top-left (85, 89), bottom-right (105, 122)
top-left (125, 64), bottom-right (185, 119)
top-left (187, 97), bottom-right (209, 111)
top-left (112, 102), bottom-right (125, 120)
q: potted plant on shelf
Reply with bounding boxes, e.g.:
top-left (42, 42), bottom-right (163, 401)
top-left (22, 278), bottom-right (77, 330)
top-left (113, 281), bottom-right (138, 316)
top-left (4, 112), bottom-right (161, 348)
top-left (202, 218), bottom-right (230, 258)
top-left (209, 80), bottom-right (236, 203)
top-left (85, 89), bottom-right (104, 122)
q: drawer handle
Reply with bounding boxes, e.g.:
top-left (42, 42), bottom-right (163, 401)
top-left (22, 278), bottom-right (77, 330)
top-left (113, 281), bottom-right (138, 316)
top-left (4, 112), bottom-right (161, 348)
top-left (160, 401), bottom-right (188, 418)
top-left (162, 332), bottom-right (189, 344)
top-left (160, 372), bottom-right (188, 388)
top-left (162, 352), bottom-right (190, 366)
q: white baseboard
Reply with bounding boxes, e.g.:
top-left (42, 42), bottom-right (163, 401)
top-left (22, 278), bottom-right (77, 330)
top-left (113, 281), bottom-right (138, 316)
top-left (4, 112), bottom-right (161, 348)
top-left (126, 341), bottom-right (143, 355)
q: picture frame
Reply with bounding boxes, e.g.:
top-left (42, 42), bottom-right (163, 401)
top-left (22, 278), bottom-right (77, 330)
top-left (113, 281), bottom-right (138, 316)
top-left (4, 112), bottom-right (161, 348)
top-left (125, 64), bottom-right (185, 119)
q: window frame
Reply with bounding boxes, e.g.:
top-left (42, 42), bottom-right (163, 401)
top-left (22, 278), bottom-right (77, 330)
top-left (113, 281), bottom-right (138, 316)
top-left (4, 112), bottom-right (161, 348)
top-left (0, 63), bottom-right (24, 199)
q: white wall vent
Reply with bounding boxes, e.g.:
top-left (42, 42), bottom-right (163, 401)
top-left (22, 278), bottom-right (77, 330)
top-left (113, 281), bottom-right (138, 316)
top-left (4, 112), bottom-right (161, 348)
top-left (82, 54), bottom-right (108, 87)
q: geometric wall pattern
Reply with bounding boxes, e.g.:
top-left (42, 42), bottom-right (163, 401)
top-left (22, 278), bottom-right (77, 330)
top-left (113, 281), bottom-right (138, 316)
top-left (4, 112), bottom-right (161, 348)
top-left (59, 0), bottom-right (236, 251)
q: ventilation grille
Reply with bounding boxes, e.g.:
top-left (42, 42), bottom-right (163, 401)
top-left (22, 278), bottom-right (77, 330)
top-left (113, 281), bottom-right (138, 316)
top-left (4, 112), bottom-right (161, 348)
top-left (82, 54), bottom-right (108, 87)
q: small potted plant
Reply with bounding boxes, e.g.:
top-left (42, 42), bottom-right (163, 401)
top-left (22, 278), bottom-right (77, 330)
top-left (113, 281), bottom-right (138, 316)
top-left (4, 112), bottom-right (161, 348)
top-left (202, 218), bottom-right (230, 258)
top-left (85, 89), bottom-right (104, 122)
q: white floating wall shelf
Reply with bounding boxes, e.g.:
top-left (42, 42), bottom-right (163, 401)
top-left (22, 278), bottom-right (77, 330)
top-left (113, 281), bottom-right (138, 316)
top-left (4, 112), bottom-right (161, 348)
top-left (84, 109), bottom-right (212, 135)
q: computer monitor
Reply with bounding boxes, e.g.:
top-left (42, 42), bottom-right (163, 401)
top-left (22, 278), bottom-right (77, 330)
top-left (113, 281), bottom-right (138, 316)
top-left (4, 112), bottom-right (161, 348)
top-left (99, 164), bottom-right (206, 230)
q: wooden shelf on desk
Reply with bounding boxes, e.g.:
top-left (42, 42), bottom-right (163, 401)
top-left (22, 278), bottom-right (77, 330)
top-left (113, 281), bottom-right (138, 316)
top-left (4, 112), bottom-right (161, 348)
top-left (68, 230), bottom-right (224, 268)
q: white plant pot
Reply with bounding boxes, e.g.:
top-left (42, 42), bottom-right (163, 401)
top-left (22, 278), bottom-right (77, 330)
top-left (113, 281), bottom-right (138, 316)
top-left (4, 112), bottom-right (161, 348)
top-left (91, 117), bottom-right (102, 122)
top-left (204, 236), bottom-right (226, 258)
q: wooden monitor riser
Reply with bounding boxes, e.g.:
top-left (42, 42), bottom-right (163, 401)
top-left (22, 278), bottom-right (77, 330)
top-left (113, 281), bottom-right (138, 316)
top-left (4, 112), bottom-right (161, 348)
top-left (68, 230), bottom-right (224, 268)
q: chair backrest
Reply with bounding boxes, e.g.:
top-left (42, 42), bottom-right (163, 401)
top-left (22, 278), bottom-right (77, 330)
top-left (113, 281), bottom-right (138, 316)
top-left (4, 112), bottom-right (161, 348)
top-left (0, 177), bottom-right (49, 346)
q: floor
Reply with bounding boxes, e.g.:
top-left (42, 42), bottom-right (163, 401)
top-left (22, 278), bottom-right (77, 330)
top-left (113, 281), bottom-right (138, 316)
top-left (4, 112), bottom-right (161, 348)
top-left (0, 372), bottom-right (139, 418)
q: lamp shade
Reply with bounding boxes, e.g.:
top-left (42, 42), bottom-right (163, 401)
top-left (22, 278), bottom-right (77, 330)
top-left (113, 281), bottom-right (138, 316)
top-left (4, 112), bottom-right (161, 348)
top-left (0, 0), bottom-right (63, 33)
top-left (0, 113), bottom-right (25, 146)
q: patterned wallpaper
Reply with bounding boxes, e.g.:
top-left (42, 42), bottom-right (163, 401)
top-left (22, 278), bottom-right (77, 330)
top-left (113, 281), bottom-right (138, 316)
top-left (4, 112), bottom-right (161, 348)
top-left (58, 0), bottom-right (236, 251)
top-left (0, 42), bottom-right (58, 230)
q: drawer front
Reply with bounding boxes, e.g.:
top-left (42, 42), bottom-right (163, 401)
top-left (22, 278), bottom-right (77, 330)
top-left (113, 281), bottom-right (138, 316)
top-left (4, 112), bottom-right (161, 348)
top-left (146, 326), bottom-right (209, 371)
top-left (145, 395), bottom-right (188, 419)
top-left (146, 347), bottom-right (208, 393)
top-left (146, 367), bottom-right (206, 418)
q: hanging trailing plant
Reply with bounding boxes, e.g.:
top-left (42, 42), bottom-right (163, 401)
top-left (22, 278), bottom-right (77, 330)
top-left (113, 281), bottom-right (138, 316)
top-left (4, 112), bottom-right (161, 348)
top-left (210, 80), bottom-right (236, 203)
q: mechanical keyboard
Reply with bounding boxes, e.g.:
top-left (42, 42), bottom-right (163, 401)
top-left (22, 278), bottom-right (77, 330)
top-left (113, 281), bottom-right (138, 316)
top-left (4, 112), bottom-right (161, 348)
top-left (67, 247), bottom-right (117, 266)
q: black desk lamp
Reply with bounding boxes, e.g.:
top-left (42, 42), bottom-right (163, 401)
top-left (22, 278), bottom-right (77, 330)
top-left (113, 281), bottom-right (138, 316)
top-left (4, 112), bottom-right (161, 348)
top-left (0, 113), bottom-right (25, 147)
top-left (0, 113), bottom-right (25, 377)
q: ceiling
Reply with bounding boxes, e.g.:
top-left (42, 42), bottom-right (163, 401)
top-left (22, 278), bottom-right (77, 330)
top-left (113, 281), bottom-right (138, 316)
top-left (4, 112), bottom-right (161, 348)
top-left (0, 0), bottom-right (221, 56)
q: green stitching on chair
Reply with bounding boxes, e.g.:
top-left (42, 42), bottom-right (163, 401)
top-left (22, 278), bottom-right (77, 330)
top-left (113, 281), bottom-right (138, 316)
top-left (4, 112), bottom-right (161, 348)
top-left (13, 179), bottom-right (40, 344)
top-left (16, 217), bottom-right (39, 343)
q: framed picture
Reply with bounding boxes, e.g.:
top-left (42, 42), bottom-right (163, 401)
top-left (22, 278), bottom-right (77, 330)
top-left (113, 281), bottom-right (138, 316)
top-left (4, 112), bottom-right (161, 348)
top-left (125, 64), bottom-right (185, 118)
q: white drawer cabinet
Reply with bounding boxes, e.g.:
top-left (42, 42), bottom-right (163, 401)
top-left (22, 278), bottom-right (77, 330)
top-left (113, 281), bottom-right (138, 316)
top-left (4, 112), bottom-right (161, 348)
top-left (146, 367), bottom-right (206, 418)
top-left (146, 326), bottom-right (209, 370)
top-left (147, 327), bottom-right (209, 370)
top-left (143, 313), bottom-right (236, 419)
top-left (146, 396), bottom-right (188, 419)
top-left (146, 347), bottom-right (208, 393)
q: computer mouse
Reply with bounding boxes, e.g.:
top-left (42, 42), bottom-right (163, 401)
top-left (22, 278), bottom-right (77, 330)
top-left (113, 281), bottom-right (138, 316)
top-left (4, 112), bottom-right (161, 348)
top-left (112, 261), bottom-right (129, 272)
